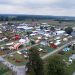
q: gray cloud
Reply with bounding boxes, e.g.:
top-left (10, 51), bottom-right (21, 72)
top-left (0, 0), bottom-right (75, 9)
top-left (54, 0), bottom-right (75, 9)
top-left (0, 0), bottom-right (75, 16)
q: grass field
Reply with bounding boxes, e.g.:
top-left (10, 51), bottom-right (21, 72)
top-left (0, 20), bottom-right (75, 26)
top-left (4, 44), bottom-right (55, 66)
top-left (4, 53), bottom-right (28, 66)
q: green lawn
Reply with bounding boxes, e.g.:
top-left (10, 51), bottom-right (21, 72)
top-left (4, 53), bottom-right (28, 66)
top-left (4, 44), bottom-right (55, 66)
top-left (36, 44), bottom-right (54, 52)
top-left (36, 44), bottom-right (54, 57)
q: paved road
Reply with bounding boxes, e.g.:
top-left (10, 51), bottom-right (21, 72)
top-left (41, 40), bottom-right (75, 60)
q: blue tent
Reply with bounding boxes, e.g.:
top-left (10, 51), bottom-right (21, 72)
top-left (63, 47), bottom-right (70, 51)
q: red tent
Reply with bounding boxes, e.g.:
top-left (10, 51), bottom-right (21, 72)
top-left (15, 35), bottom-right (20, 40)
top-left (50, 43), bottom-right (57, 49)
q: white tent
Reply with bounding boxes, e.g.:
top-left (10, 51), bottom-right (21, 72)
top-left (6, 42), bottom-right (14, 46)
top-left (30, 33), bottom-right (36, 36)
top-left (35, 40), bottom-right (40, 44)
top-left (68, 36), bottom-right (72, 39)
top-left (54, 41), bottom-right (61, 45)
top-left (56, 30), bottom-right (65, 35)
top-left (17, 51), bottom-right (22, 54)
top-left (19, 39), bottom-right (26, 44)
top-left (64, 34), bottom-right (69, 36)
top-left (38, 36), bottom-right (42, 40)
top-left (56, 40), bottom-right (61, 42)
top-left (2, 37), bottom-right (8, 41)
top-left (63, 38), bottom-right (68, 41)
top-left (55, 37), bottom-right (61, 40)
top-left (17, 26), bottom-right (33, 30)
top-left (44, 34), bottom-right (50, 37)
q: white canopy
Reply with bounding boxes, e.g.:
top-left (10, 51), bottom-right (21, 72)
top-left (17, 26), bottom-right (33, 30)
top-left (56, 40), bottom-right (61, 42)
top-left (6, 42), bottom-right (14, 46)
top-left (55, 37), bottom-right (61, 40)
top-left (19, 39), bottom-right (26, 44)
top-left (44, 34), bottom-right (50, 37)
top-left (54, 41), bottom-right (61, 45)
top-left (63, 38), bottom-right (68, 41)
top-left (30, 33), bottom-right (36, 36)
top-left (38, 36), bottom-right (42, 40)
top-left (56, 30), bottom-right (65, 35)
top-left (17, 51), bottom-right (22, 54)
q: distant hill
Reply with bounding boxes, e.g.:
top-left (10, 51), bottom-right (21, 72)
top-left (0, 14), bottom-right (75, 21)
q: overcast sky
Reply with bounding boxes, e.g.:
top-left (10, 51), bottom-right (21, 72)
top-left (0, 0), bottom-right (75, 16)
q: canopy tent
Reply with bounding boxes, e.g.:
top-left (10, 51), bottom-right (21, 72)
top-left (63, 38), bottom-right (68, 41)
top-left (19, 39), bottom-right (26, 44)
top-left (15, 35), bottom-right (20, 40)
top-left (63, 47), bottom-right (70, 51)
top-left (11, 43), bottom-right (23, 50)
top-left (37, 36), bottom-right (42, 40)
top-left (35, 40), bottom-right (41, 44)
top-left (17, 26), bottom-right (33, 30)
top-left (44, 34), bottom-right (51, 37)
top-left (54, 41), bottom-right (61, 46)
top-left (55, 37), bottom-right (61, 40)
top-left (30, 33), bottom-right (36, 36)
top-left (6, 42), bottom-right (14, 46)
top-left (56, 30), bottom-right (65, 35)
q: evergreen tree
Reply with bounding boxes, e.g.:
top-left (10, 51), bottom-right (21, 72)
top-left (65, 27), bottom-right (73, 35)
top-left (27, 47), bottom-right (44, 75)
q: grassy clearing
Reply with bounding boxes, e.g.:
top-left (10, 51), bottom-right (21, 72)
top-left (4, 53), bottom-right (28, 66)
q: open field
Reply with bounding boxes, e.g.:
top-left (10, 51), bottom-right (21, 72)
top-left (0, 19), bottom-right (75, 27)
top-left (4, 53), bottom-right (28, 66)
